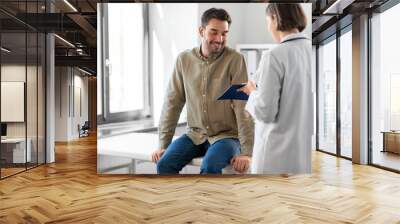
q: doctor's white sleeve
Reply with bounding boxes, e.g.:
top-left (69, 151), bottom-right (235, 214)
top-left (250, 52), bottom-right (266, 85)
top-left (245, 52), bottom-right (283, 123)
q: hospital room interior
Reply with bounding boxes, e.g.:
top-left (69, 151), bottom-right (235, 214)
top-left (96, 3), bottom-right (314, 174)
top-left (95, 2), bottom-right (400, 174)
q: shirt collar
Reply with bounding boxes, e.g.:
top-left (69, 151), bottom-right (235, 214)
top-left (280, 33), bottom-right (309, 44)
top-left (196, 45), bottom-right (225, 62)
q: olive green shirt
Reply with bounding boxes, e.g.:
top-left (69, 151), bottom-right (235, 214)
top-left (158, 46), bottom-right (254, 156)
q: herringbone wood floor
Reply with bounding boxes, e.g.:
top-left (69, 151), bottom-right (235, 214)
top-left (0, 135), bottom-right (400, 223)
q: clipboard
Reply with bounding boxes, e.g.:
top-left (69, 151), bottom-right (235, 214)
top-left (217, 84), bottom-right (248, 101)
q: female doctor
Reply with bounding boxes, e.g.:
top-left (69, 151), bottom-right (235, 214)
top-left (239, 3), bottom-right (313, 174)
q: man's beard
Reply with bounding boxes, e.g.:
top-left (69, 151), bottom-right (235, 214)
top-left (207, 40), bottom-right (225, 56)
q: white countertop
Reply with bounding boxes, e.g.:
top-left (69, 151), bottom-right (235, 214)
top-left (97, 132), bottom-right (203, 166)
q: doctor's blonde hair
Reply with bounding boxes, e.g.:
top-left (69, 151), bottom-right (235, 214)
top-left (266, 3), bottom-right (307, 32)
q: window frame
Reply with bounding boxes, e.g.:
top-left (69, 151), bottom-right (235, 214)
top-left (98, 3), bottom-right (151, 125)
top-left (315, 24), bottom-right (353, 161)
top-left (0, 1), bottom-right (47, 179)
top-left (338, 25), bottom-right (353, 159)
top-left (368, 0), bottom-right (400, 173)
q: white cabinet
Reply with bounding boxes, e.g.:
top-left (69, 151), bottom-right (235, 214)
top-left (236, 44), bottom-right (276, 80)
top-left (1, 138), bottom-right (32, 163)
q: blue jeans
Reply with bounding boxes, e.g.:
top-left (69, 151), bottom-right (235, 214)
top-left (157, 134), bottom-right (240, 174)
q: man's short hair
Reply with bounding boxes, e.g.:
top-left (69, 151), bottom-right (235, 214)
top-left (266, 3), bottom-right (307, 32)
top-left (201, 8), bottom-right (232, 27)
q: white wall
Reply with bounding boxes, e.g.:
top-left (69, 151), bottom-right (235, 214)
top-left (55, 66), bottom-right (68, 141)
top-left (1, 65), bottom-right (27, 141)
top-left (55, 67), bottom-right (89, 141)
top-left (149, 3), bottom-right (198, 125)
top-left (73, 74), bottom-right (89, 137)
top-left (243, 4), bottom-right (273, 44)
top-left (1, 65), bottom-right (36, 138)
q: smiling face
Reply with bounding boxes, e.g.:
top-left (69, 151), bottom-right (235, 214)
top-left (199, 18), bottom-right (229, 57)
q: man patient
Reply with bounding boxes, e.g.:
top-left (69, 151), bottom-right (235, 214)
top-left (151, 8), bottom-right (254, 174)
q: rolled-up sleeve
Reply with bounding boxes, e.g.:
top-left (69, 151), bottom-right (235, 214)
top-left (245, 52), bottom-right (283, 123)
top-left (231, 54), bottom-right (254, 156)
top-left (158, 55), bottom-right (186, 149)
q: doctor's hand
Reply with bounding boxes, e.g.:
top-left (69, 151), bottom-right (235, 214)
top-left (151, 149), bottom-right (166, 163)
top-left (231, 155), bottom-right (251, 173)
top-left (238, 81), bottom-right (257, 95)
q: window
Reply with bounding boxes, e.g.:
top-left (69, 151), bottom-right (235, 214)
top-left (317, 37), bottom-right (337, 155)
top-left (0, 1), bottom-right (46, 179)
top-left (339, 28), bottom-right (352, 158)
top-left (390, 74), bottom-right (400, 130)
top-left (371, 3), bottom-right (400, 171)
top-left (98, 3), bottom-right (150, 123)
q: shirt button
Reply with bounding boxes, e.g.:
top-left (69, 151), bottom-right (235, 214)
top-left (204, 110), bottom-right (206, 113)
top-left (206, 126), bottom-right (209, 129)
top-left (202, 94), bottom-right (205, 97)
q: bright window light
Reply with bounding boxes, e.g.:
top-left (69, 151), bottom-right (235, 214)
top-left (108, 3), bottom-right (144, 113)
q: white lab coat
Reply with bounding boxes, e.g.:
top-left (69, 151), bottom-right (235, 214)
top-left (245, 33), bottom-right (313, 174)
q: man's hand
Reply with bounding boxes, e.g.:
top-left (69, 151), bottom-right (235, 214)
top-left (151, 149), bottom-right (166, 163)
top-left (230, 155), bottom-right (251, 173)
